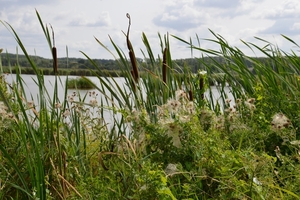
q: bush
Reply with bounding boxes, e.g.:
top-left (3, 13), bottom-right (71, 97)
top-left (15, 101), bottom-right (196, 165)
top-left (67, 76), bottom-right (95, 89)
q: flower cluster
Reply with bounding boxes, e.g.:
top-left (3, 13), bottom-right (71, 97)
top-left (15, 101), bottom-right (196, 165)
top-left (88, 91), bottom-right (98, 107)
top-left (156, 90), bottom-right (196, 148)
top-left (0, 101), bottom-right (14, 129)
top-left (60, 91), bottom-right (103, 133)
top-left (157, 89), bottom-right (195, 121)
top-left (271, 113), bottom-right (291, 130)
top-left (211, 98), bottom-right (256, 131)
top-left (234, 98), bottom-right (256, 112)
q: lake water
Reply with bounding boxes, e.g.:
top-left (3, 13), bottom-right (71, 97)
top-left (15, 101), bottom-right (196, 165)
top-left (4, 74), bottom-right (234, 126)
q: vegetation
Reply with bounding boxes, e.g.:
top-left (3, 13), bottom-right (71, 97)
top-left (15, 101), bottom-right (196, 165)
top-left (0, 51), bottom-right (271, 77)
top-left (67, 77), bottom-right (95, 89)
top-left (1, 11), bottom-right (300, 199)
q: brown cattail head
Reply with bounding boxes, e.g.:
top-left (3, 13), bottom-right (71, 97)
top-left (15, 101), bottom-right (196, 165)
top-left (130, 70), bottom-right (136, 92)
top-left (126, 13), bottom-right (139, 83)
top-left (189, 90), bottom-right (193, 101)
top-left (52, 47), bottom-right (58, 74)
top-left (162, 47), bottom-right (167, 84)
top-left (200, 77), bottom-right (204, 100)
top-left (51, 25), bottom-right (58, 74)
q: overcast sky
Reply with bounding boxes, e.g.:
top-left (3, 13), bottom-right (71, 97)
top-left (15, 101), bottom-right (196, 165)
top-left (1, 0), bottom-right (300, 60)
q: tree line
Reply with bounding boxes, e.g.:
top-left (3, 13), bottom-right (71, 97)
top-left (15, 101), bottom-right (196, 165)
top-left (1, 52), bottom-right (276, 75)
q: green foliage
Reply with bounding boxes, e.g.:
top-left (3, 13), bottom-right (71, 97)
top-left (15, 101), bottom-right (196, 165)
top-left (67, 76), bottom-right (95, 89)
top-left (2, 10), bottom-right (300, 200)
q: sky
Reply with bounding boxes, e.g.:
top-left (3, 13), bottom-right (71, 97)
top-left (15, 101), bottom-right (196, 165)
top-left (1, 0), bottom-right (300, 60)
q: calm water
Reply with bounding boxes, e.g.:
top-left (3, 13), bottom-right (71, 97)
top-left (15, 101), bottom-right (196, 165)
top-left (4, 74), bottom-right (234, 125)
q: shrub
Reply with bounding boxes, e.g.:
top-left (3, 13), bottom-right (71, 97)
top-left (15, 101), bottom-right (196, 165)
top-left (67, 76), bottom-right (95, 89)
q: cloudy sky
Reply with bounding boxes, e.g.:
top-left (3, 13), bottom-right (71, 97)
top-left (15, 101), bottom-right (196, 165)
top-left (1, 0), bottom-right (300, 60)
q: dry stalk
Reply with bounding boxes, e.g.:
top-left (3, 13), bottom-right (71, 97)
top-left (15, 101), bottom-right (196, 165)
top-left (58, 174), bottom-right (82, 198)
top-left (122, 135), bottom-right (137, 159)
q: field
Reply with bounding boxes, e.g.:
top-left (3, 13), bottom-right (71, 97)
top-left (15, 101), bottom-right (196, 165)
top-left (1, 11), bottom-right (300, 199)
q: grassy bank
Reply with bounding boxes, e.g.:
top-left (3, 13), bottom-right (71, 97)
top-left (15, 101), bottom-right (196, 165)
top-left (0, 66), bottom-right (125, 77)
top-left (1, 11), bottom-right (300, 199)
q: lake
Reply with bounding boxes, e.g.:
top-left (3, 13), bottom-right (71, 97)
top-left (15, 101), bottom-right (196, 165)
top-left (4, 74), bottom-right (234, 127)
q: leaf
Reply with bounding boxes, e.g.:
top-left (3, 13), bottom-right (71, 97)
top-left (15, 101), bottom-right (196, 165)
top-left (290, 140), bottom-right (300, 146)
top-left (158, 187), bottom-right (177, 200)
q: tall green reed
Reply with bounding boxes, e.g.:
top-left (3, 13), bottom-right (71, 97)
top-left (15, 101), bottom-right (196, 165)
top-left (2, 9), bottom-right (300, 199)
top-left (173, 30), bottom-right (300, 109)
top-left (0, 11), bottom-right (88, 199)
top-left (82, 15), bottom-right (202, 125)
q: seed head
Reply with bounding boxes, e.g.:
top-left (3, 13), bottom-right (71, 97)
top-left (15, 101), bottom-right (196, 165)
top-left (271, 113), bottom-right (291, 130)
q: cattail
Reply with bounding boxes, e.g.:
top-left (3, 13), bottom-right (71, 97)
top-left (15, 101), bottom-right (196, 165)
top-left (51, 25), bottom-right (58, 74)
top-left (162, 47), bottom-right (167, 84)
top-left (189, 90), bottom-right (193, 101)
top-left (52, 46), bottom-right (58, 74)
top-left (200, 77), bottom-right (204, 100)
top-left (130, 70), bottom-right (136, 91)
top-left (126, 13), bottom-right (139, 83)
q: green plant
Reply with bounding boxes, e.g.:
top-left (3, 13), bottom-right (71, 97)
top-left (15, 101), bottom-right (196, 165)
top-left (67, 76), bottom-right (95, 89)
top-left (1, 9), bottom-right (300, 200)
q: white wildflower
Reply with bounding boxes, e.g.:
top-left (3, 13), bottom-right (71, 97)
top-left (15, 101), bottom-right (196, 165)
top-left (247, 98), bottom-right (255, 104)
top-left (245, 101), bottom-right (256, 110)
top-left (68, 95), bottom-right (75, 103)
top-left (271, 113), bottom-right (291, 130)
top-left (166, 124), bottom-right (182, 148)
top-left (62, 108), bottom-right (70, 118)
top-left (175, 90), bottom-right (187, 101)
top-left (55, 102), bottom-right (62, 109)
top-left (89, 98), bottom-right (98, 107)
top-left (185, 101), bottom-right (195, 114)
top-left (253, 177), bottom-right (262, 186)
top-left (166, 99), bottom-right (181, 113)
top-left (225, 98), bottom-right (231, 106)
top-left (89, 91), bottom-right (98, 98)
top-left (199, 70), bottom-right (207, 76)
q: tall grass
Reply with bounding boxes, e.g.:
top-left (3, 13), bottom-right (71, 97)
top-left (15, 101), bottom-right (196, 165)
top-left (1, 10), bottom-right (300, 199)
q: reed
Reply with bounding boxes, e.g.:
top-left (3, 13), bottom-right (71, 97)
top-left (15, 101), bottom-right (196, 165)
top-left (1, 10), bottom-right (300, 199)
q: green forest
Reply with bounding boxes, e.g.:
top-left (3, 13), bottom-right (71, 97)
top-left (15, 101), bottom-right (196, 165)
top-left (0, 52), bottom-right (272, 76)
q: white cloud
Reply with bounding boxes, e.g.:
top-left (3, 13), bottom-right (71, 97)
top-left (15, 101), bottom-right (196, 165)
top-left (197, 0), bottom-right (241, 8)
top-left (292, 22), bottom-right (300, 30)
top-left (258, 0), bottom-right (300, 19)
top-left (1, 0), bottom-right (300, 59)
top-left (153, 1), bottom-right (209, 31)
top-left (69, 12), bottom-right (111, 27)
